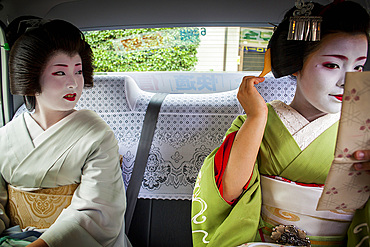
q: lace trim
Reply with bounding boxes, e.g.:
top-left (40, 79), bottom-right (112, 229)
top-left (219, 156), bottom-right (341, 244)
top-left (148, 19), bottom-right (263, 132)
top-left (269, 100), bottom-right (340, 150)
top-left (270, 100), bottom-right (308, 135)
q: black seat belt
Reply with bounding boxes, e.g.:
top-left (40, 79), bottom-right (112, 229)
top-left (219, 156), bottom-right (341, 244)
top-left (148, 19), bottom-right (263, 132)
top-left (125, 93), bottom-right (168, 235)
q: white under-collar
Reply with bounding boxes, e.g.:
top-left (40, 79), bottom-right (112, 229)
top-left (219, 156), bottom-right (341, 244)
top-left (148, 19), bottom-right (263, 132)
top-left (269, 100), bottom-right (340, 150)
top-left (24, 111), bottom-right (79, 147)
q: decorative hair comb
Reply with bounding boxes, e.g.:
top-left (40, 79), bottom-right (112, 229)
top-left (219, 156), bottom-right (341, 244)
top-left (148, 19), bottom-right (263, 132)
top-left (18, 19), bottom-right (50, 34)
top-left (287, 0), bottom-right (322, 41)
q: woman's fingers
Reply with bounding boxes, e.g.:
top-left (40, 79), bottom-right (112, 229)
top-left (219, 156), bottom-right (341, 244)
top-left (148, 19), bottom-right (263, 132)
top-left (241, 76), bottom-right (265, 85)
top-left (353, 150), bottom-right (370, 174)
top-left (353, 150), bottom-right (370, 161)
top-left (253, 77), bottom-right (265, 85)
top-left (237, 76), bottom-right (267, 117)
top-left (354, 162), bottom-right (370, 170)
top-left (240, 76), bottom-right (265, 91)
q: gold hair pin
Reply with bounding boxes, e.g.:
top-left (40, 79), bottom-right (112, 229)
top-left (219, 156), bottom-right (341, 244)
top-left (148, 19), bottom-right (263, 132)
top-left (287, 0), bottom-right (322, 41)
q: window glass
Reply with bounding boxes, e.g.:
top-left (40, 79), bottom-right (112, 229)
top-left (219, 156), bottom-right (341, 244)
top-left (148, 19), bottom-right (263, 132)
top-left (84, 27), bottom-right (200, 72)
top-left (84, 26), bottom-right (273, 73)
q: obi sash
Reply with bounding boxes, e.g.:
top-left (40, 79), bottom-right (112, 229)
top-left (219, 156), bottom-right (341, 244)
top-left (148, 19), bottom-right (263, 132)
top-left (260, 176), bottom-right (354, 246)
top-left (7, 184), bottom-right (79, 229)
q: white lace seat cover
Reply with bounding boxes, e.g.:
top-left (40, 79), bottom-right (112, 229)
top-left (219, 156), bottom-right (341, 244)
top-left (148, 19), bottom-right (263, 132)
top-left (13, 74), bottom-right (296, 200)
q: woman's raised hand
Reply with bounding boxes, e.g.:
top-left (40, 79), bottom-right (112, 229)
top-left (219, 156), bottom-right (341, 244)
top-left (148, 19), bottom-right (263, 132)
top-left (237, 76), bottom-right (268, 118)
top-left (222, 76), bottom-right (268, 201)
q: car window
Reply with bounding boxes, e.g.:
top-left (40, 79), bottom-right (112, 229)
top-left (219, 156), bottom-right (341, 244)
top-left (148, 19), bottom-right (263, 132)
top-left (84, 26), bottom-right (273, 73)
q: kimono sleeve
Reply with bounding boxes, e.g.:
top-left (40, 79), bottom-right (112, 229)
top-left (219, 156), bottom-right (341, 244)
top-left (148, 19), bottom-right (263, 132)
top-left (0, 175), bottom-right (9, 234)
top-left (0, 127), bottom-right (10, 234)
top-left (347, 199), bottom-right (370, 246)
top-left (191, 114), bottom-right (262, 247)
top-left (40, 121), bottom-right (127, 247)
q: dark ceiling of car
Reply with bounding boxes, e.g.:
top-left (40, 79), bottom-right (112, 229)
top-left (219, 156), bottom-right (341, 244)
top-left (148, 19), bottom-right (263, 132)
top-left (1, 0), bottom-right (369, 30)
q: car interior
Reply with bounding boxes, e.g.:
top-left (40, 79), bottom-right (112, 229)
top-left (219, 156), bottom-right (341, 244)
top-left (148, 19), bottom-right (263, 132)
top-left (0, 0), bottom-right (369, 246)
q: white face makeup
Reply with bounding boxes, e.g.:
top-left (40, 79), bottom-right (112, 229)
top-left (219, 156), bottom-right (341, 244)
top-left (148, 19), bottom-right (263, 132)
top-left (36, 52), bottom-right (84, 115)
top-left (293, 33), bottom-right (368, 119)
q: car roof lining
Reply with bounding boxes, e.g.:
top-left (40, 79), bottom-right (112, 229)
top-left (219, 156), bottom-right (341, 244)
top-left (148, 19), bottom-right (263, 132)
top-left (3, 0), bottom-right (369, 30)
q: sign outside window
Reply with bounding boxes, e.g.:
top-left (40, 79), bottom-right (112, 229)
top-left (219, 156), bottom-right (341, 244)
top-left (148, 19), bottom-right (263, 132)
top-left (240, 27), bottom-right (273, 49)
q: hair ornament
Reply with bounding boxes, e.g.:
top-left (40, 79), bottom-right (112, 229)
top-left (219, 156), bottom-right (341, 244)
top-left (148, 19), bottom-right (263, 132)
top-left (271, 225), bottom-right (311, 246)
top-left (287, 0), bottom-right (322, 41)
top-left (258, 48), bottom-right (271, 77)
top-left (17, 18), bottom-right (50, 35)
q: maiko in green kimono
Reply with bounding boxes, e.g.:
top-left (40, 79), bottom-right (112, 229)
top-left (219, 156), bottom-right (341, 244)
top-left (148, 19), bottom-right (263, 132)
top-left (192, 103), bottom-right (368, 246)
top-left (191, 1), bottom-right (370, 246)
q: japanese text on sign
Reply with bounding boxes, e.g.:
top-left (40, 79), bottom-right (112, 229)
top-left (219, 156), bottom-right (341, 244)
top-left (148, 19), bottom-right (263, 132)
top-left (173, 75), bottom-right (218, 92)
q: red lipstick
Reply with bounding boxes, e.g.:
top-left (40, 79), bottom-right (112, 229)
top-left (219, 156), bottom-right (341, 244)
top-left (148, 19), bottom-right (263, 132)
top-left (333, 94), bottom-right (343, 101)
top-left (64, 93), bottom-right (76, 101)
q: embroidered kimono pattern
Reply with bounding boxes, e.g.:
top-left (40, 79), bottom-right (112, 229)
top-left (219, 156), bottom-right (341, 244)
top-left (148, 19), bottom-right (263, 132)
top-left (0, 110), bottom-right (127, 247)
top-left (7, 183), bottom-right (79, 229)
top-left (191, 101), bottom-right (369, 247)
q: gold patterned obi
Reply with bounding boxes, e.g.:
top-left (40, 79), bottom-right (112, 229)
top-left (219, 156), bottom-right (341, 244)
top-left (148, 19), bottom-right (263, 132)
top-left (7, 184), bottom-right (79, 229)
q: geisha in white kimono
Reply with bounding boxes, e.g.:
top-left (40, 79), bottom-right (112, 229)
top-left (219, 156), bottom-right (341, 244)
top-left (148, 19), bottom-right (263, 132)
top-left (0, 109), bottom-right (127, 247)
top-left (191, 1), bottom-right (370, 246)
top-left (0, 18), bottom-right (129, 247)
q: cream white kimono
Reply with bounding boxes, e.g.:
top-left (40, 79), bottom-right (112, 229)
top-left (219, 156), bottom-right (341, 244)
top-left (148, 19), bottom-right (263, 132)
top-left (0, 109), bottom-right (128, 247)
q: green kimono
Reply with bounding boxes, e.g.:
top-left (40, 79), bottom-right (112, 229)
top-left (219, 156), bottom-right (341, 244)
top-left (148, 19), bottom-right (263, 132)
top-left (191, 103), bottom-right (369, 247)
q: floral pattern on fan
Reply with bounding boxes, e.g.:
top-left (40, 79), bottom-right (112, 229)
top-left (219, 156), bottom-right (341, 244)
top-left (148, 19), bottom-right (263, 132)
top-left (317, 71), bottom-right (370, 210)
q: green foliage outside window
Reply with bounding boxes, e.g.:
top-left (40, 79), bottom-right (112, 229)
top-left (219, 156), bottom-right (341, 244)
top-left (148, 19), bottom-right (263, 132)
top-left (83, 28), bottom-right (200, 72)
